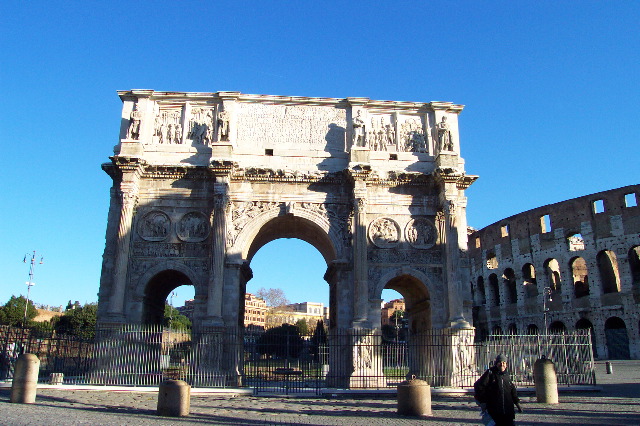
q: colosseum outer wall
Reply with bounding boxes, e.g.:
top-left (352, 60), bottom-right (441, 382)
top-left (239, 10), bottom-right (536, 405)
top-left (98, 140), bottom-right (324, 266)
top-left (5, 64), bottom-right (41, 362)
top-left (468, 185), bottom-right (640, 360)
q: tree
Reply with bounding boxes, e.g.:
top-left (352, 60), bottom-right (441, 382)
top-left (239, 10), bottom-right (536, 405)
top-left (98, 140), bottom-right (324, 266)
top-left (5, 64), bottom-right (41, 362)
top-left (390, 309), bottom-right (405, 323)
top-left (310, 320), bottom-right (327, 362)
top-left (54, 303), bottom-right (98, 339)
top-left (255, 287), bottom-right (289, 307)
top-left (0, 296), bottom-right (37, 326)
top-left (256, 323), bottom-right (304, 359)
top-left (256, 287), bottom-right (295, 328)
top-left (295, 318), bottom-right (309, 335)
top-left (381, 324), bottom-right (397, 343)
top-left (163, 304), bottom-right (191, 329)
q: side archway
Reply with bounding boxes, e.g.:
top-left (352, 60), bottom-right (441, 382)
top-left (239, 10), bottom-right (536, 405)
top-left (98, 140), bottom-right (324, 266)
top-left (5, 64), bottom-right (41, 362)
top-left (604, 317), bottom-right (630, 359)
top-left (141, 269), bottom-right (195, 325)
top-left (576, 318), bottom-right (597, 358)
top-left (598, 250), bottom-right (621, 294)
top-left (375, 268), bottom-right (434, 332)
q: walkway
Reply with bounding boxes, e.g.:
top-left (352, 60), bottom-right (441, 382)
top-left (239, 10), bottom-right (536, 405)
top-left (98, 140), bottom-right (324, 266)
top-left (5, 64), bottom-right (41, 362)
top-left (1, 361), bottom-right (638, 425)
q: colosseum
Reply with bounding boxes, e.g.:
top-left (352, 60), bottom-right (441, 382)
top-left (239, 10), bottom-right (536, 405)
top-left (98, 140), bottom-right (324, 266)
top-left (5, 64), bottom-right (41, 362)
top-left (468, 185), bottom-right (640, 360)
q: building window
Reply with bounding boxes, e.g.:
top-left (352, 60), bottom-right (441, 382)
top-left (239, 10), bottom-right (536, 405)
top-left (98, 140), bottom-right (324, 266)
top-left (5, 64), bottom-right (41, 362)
top-left (475, 237), bottom-right (481, 248)
top-left (500, 225), bottom-right (509, 237)
top-left (540, 214), bottom-right (552, 233)
top-left (567, 233), bottom-right (585, 251)
top-left (593, 199), bottom-right (605, 214)
top-left (625, 193), bottom-right (638, 207)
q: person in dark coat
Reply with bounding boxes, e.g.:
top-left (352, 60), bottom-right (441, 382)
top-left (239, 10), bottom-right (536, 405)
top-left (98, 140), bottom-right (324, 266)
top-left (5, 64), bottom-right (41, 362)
top-left (474, 354), bottom-right (522, 426)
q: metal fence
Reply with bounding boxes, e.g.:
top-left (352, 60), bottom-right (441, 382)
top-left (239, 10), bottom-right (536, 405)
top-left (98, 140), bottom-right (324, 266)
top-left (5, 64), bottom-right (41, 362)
top-left (0, 325), bottom-right (594, 392)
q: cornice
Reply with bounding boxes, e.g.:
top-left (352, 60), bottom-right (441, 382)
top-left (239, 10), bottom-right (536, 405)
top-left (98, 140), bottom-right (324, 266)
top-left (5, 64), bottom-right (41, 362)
top-left (144, 165), bottom-right (209, 180)
top-left (458, 175), bottom-right (479, 189)
top-left (209, 160), bottom-right (236, 177)
top-left (230, 168), bottom-right (346, 184)
top-left (116, 90), bottom-right (464, 113)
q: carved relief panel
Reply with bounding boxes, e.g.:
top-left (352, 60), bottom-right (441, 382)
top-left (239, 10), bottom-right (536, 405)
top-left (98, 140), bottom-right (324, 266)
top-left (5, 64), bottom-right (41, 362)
top-left (367, 215), bottom-right (439, 262)
top-left (189, 107), bottom-right (216, 145)
top-left (138, 210), bottom-right (171, 241)
top-left (177, 212), bottom-right (210, 242)
top-left (134, 208), bottom-right (211, 257)
top-left (398, 116), bottom-right (428, 153)
top-left (405, 217), bottom-right (437, 249)
top-left (368, 218), bottom-right (400, 248)
top-left (366, 115), bottom-right (395, 152)
top-left (152, 106), bottom-right (184, 145)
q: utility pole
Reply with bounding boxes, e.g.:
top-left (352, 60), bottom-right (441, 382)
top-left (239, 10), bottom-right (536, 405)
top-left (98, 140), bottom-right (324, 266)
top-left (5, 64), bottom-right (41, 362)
top-left (22, 251), bottom-right (44, 327)
top-left (169, 291), bottom-right (177, 328)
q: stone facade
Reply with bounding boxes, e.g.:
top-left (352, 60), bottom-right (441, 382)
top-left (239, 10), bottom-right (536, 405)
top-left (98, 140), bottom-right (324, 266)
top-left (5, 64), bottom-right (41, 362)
top-left (381, 299), bottom-right (405, 327)
top-left (243, 293), bottom-right (267, 329)
top-left (97, 90), bottom-right (478, 386)
top-left (469, 185), bottom-right (640, 360)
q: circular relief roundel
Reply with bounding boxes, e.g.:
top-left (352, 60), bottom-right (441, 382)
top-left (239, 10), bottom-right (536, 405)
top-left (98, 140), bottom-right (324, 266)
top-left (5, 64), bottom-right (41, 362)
top-left (177, 211), bottom-right (210, 242)
top-left (368, 217), bottom-right (401, 248)
top-left (405, 217), bottom-right (437, 249)
top-left (138, 210), bottom-right (171, 242)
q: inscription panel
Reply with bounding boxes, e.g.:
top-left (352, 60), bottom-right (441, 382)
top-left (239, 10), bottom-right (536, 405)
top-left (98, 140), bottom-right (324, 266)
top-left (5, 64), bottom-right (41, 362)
top-left (132, 242), bottom-right (209, 258)
top-left (236, 103), bottom-right (346, 151)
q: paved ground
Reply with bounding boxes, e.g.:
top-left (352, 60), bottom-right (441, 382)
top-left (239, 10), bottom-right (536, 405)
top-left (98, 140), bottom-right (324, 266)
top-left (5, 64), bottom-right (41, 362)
top-left (1, 360), bottom-right (639, 425)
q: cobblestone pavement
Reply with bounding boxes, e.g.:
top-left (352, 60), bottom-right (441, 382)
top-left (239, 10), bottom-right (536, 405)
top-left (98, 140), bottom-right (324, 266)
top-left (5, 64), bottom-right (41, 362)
top-left (1, 361), bottom-right (639, 425)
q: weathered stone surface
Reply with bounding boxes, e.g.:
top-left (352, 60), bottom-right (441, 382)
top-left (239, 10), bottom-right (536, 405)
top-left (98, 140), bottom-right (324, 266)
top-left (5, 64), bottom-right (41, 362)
top-left (469, 185), bottom-right (640, 359)
top-left (98, 90), bottom-right (478, 386)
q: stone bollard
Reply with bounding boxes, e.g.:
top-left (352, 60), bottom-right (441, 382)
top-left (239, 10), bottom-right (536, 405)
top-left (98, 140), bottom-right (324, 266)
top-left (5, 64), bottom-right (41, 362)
top-left (157, 379), bottom-right (191, 417)
top-left (11, 353), bottom-right (40, 404)
top-left (397, 376), bottom-right (432, 416)
top-left (605, 361), bottom-right (613, 374)
top-left (533, 356), bottom-right (558, 404)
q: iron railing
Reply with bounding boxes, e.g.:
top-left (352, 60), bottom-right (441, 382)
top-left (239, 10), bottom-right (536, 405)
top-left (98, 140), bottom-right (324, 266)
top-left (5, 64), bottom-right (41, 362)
top-left (0, 325), bottom-right (595, 392)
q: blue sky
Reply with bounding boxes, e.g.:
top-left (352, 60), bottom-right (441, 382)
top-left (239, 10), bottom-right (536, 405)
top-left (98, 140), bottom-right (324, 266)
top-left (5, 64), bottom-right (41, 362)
top-left (2, 1), bottom-right (638, 309)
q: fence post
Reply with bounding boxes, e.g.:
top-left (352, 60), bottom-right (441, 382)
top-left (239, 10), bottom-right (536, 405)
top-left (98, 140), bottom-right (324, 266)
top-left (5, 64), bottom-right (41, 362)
top-left (11, 353), bottom-right (40, 403)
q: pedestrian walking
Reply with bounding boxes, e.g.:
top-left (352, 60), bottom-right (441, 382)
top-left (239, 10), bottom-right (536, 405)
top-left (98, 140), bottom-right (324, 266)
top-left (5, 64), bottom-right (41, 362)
top-left (474, 354), bottom-right (522, 426)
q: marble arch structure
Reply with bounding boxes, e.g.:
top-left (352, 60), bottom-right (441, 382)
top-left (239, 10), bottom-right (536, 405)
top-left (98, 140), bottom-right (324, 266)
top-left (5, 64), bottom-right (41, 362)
top-left (97, 90), bottom-right (478, 385)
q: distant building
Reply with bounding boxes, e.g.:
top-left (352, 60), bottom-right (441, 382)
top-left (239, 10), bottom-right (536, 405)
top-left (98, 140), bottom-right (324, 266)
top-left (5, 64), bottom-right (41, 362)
top-left (261, 301), bottom-right (327, 331)
top-left (288, 302), bottom-right (324, 316)
top-left (244, 293), bottom-right (267, 330)
top-left (381, 299), bottom-right (405, 327)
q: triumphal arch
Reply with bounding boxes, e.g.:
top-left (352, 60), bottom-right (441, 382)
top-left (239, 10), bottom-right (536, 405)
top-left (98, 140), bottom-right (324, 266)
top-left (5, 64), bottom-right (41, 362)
top-left (97, 90), bottom-right (478, 387)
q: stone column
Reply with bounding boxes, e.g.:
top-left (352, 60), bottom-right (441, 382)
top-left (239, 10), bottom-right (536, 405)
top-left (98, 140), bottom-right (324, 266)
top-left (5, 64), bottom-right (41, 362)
top-left (514, 270), bottom-right (526, 308)
top-left (206, 161), bottom-right (234, 326)
top-left (352, 178), bottom-right (369, 326)
top-left (586, 257), bottom-right (602, 308)
top-left (435, 169), bottom-right (476, 329)
top-left (615, 250), bottom-right (633, 293)
top-left (442, 197), bottom-right (469, 328)
top-left (207, 187), bottom-right (228, 324)
top-left (558, 260), bottom-right (574, 306)
top-left (107, 157), bottom-right (145, 320)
